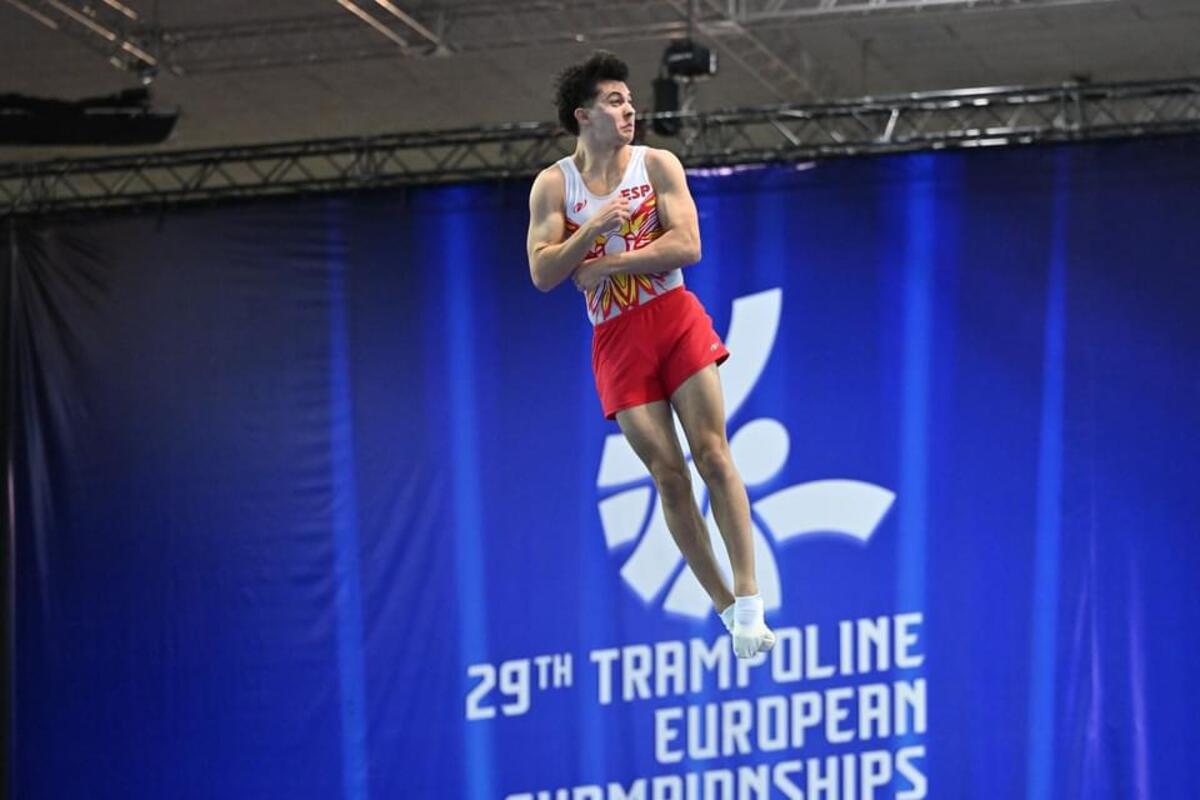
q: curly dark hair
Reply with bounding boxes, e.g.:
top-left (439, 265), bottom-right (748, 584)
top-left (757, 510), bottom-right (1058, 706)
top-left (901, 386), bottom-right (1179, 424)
top-left (554, 50), bottom-right (630, 136)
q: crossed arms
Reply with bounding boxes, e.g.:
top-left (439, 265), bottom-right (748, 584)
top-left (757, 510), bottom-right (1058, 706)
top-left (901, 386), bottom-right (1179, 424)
top-left (525, 148), bottom-right (702, 293)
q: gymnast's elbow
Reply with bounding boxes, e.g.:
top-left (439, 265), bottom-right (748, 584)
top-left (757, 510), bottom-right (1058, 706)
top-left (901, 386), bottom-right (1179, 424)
top-left (529, 261), bottom-right (555, 293)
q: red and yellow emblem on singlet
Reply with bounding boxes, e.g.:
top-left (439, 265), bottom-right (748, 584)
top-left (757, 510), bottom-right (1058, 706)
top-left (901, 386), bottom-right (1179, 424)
top-left (565, 193), bottom-right (671, 320)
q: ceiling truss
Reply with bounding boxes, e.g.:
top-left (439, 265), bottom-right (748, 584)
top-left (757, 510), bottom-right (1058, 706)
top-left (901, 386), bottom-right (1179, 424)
top-left (5, 0), bottom-right (1119, 88)
top-left (4, 77), bottom-right (1197, 216)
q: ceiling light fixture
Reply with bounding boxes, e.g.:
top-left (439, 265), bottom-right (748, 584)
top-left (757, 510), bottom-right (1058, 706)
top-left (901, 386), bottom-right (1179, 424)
top-left (45, 0), bottom-right (118, 41)
top-left (373, 0), bottom-right (440, 46)
top-left (336, 0), bottom-right (411, 50)
top-left (3, 0), bottom-right (60, 30)
top-left (101, 0), bottom-right (138, 21)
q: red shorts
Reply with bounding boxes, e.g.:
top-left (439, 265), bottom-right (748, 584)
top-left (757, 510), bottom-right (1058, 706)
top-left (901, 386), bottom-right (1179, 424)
top-left (591, 287), bottom-right (730, 420)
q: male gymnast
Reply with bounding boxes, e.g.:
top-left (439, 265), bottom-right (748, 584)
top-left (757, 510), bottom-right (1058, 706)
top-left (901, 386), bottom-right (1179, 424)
top-left (526, 51), bottom-right (775, 658)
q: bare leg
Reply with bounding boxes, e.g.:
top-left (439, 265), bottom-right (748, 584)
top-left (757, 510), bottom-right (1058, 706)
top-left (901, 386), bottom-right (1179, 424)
top-left (670, 364), bottom-right (757, 598)
top-left (616, 401), bottom-right (735, 613)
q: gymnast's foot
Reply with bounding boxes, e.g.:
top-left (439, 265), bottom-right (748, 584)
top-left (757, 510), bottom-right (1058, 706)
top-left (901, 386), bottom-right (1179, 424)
top-left (720, 594), bottom-right (776, 659)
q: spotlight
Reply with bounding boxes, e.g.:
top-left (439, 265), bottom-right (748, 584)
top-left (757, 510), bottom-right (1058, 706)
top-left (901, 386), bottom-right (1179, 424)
top-left (652, 39), bottom-right (718, 136)
top-left (661, 39), bottom-right (717, 80)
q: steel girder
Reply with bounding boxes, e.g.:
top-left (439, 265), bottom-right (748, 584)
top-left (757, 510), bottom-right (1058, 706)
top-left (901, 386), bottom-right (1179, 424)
top-left (5, 0), bottom-right (1118, 78)
top-left (3, 77), bottom-right (1198, 215)
top-left (727, 0), bottom-right (1120, 24)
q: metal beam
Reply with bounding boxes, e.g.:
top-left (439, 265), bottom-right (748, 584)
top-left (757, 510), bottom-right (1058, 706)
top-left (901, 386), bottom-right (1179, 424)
top-left (160, 2), bottom-right (685, 75)
top-left (730, 0), bottom-right (1118, 25)
top-left (665, 0), bottom-right (832, 101)
top-left (10, 0), bottom-right (1118, 77)
top-left (10, 0), bottom-right (157, 73)
top-left (3, 77), bottom-right (1198, 215)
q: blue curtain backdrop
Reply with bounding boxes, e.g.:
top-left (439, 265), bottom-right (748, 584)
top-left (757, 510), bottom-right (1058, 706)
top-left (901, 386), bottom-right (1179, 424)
top-left (6, 136), bottom-right (1199, 799)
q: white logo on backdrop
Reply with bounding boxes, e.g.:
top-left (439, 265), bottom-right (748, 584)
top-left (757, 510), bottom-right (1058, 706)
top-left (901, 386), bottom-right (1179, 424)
top-left (596, 289), bottom-right (896, 619)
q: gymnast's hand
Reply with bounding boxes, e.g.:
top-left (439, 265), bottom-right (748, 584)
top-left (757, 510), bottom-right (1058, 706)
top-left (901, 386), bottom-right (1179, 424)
top-left (572, 256), bottom-right (612, 293)
top-left (585, 197), bottom-right (631, 238)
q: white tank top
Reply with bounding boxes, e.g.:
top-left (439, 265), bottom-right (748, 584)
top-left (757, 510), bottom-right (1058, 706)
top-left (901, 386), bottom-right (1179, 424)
top-left (556, 146), bottom-right (684, 325)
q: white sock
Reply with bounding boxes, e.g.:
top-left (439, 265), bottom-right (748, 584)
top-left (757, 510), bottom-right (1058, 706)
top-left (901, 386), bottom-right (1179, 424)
top-left (734, 594), bottom-right (764, 628)
top-left (719, 603), bottom-right (735, 632)
top-left (729, 594), bottom-right (775, 659)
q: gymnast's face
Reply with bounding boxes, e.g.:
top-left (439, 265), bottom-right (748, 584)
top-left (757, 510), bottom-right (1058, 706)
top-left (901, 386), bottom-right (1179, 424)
top-left (579, 80), bottom-right (636, 145)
